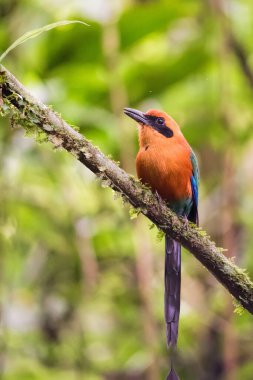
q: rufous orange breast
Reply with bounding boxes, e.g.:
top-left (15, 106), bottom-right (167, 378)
top-left (136, 123), bottom-right (192, 202)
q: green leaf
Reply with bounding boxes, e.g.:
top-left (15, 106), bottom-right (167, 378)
top-left (233, 300), bottom-right (245, 316)
top-left (156, 229), bottom-right (165, 242)
top-left (129, 207), bottom-right (142, 220)
top-left (0, 20), bottom-right (88, 62)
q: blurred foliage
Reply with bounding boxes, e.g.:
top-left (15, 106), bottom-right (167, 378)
top-left (0, 0), bottom-right (253, 379)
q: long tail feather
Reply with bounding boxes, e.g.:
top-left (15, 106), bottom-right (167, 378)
top-left (165, 235), bottom-right (181, 347)
top-left (166, 367), bottom-right (180, 380)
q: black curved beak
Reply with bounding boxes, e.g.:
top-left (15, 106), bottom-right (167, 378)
top-left (124, 107), bottom-right (148, 125)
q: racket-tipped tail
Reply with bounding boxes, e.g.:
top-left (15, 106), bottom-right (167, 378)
top-left (164, 235), bottom-right (181, 348)
top-left (166, 367), bottom-right (180, 380)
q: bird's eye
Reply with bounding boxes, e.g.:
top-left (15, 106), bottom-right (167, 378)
top-left (157, 117), bottom-right (165, 125)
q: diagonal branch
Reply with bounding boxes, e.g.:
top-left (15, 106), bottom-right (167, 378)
top-left (0, 64), bottom-right (253, 314)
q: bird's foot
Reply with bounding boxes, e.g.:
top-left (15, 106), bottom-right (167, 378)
top-left (154, 190), bottom-right (163, 204)
top-left (182, 215), bottom-right (189, 230)
top-left (154, 190), bottom-right (167, 213)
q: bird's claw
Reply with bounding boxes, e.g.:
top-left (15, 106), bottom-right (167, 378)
top-left (182, 215), bottom-right (189, 230)
top-left (154, 190), bottom-right (163, 203)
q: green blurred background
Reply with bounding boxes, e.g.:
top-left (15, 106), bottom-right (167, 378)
top-left (0, 0), bottom-right (253, 379)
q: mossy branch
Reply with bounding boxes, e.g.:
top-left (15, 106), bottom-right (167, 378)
top-left (0, 64), bottom-right (253, 314)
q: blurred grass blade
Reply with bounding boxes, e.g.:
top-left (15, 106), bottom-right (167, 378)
top-left (0, 20), bottom-right (88, 62)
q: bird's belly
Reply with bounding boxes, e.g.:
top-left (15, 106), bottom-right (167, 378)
top-left (136, 148), bottom-right (192, 205)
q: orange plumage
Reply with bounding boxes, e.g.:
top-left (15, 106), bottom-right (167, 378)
top-left (136, 109), bottom-right (192, 203)
top-left (124, 107), bottom-right (199, 380)
top-left (124, 107), bottom-right (199, 218)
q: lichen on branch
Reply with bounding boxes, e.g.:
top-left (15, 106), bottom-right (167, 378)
top-left (1, 64), bottom-right (253, 314)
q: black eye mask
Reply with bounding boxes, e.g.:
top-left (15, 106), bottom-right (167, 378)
top-left (124, 108), bottom-right (174, 138)
top-left (144, 115), bottom-right (173, 138)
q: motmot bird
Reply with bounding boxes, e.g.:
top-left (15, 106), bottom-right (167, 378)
top-left (124, 107), bottom-right (199, 378)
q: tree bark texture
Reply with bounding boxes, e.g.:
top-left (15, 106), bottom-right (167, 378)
top-left (0, 64), bottom-right (253, 314)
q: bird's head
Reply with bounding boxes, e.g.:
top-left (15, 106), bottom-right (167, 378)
top-left (124, 108), bottom-right (182, 142)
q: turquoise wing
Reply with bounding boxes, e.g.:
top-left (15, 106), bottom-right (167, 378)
top-left (188, 150), bottom-right (199, 225)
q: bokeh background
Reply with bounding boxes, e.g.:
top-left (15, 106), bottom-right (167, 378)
top-left (0, 0), bottom-right (253, 379)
